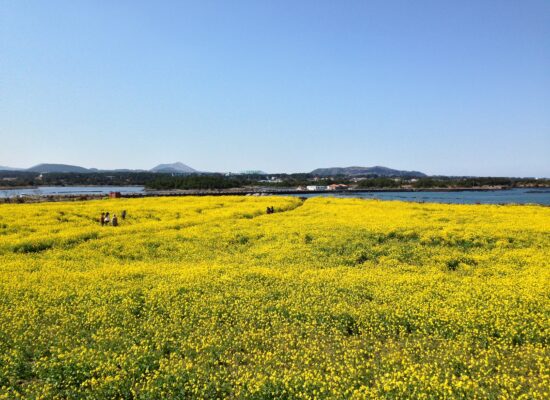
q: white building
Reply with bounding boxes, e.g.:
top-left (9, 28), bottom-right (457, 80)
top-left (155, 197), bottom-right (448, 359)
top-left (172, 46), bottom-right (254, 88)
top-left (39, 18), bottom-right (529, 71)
top-left (306, 185), bottom-right (327, 191)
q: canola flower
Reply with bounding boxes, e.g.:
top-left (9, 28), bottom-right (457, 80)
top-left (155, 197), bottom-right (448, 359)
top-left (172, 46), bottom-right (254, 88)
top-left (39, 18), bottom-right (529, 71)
top-left (0, 196), bottom-right (548, 399)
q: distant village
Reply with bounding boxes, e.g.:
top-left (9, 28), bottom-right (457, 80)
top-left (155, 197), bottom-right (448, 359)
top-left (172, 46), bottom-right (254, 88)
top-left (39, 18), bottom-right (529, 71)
top-left (1, 163), bottom-right (549, 194)
top-left (295, 178), bottom-right (420, 192)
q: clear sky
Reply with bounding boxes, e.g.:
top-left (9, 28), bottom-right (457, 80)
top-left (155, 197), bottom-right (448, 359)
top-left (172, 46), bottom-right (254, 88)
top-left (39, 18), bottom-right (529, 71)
top-left (1, 1), bottom-right (549, 176)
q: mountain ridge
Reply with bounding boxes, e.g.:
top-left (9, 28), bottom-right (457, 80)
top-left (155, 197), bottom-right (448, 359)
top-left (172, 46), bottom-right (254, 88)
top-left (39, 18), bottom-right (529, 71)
top-left (0, 162), bottom-right (197, 174)
top-left (2, 163), bottom-right (425, 177)
top-left (0, 166), bottom-right (24, 171)
top-left (311, 166), bottom-right (427, 177)
top-left (150, 162), bottom-right (197, 174)
top-left (27, 164), bottom-right (91, 173)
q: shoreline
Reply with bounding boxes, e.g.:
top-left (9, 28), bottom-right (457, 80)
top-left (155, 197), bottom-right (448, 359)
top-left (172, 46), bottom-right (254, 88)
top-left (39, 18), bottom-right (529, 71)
top-left (2, 185), bottom-right (550, 197)
top-left (0, 185), bottom-right (144, 190)
top-left (144, 187), bottom-right (513, 196)
top-left (1, 185), bottom-right (542, 193)
top-left (1, 186), bottom-right (549, 205)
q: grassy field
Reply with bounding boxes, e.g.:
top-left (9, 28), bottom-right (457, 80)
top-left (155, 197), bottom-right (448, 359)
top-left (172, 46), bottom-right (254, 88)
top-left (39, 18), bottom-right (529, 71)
top-left (0, 196), bottom-right (548, 399)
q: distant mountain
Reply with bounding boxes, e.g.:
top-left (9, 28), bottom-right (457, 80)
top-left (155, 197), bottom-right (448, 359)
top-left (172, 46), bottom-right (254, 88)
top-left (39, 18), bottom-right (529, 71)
top-left (311, 166), bottom-right (427, 177)
top-left (108, 169), bottom-right (148, 172)
top-left (238, 170), bottom-right (268, 175)
top-left (3, 162), bottom-right (196, 173)
top-left (27, 163), bottom-right (91, 173)
top-left (150, 162), bottom-right (197, 174)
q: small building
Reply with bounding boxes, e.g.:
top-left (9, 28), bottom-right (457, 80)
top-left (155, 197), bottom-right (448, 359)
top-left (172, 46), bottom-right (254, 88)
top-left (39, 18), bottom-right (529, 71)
top-left (306, 185), bottom-right (327, 191)
top-left (327, 184), bottom-right (349, 191)
top-left (109, 191), bottom-right (122, 198)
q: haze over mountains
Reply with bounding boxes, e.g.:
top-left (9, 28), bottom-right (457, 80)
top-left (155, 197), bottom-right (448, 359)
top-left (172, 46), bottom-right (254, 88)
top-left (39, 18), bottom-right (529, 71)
top-left (0, 163), bottom-right (427, 177)
top-left (0, 163), bottom-right (197, 174)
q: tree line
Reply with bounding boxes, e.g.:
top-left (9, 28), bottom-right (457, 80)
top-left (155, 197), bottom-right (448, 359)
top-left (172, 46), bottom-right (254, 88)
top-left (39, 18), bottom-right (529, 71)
top-left (1, 171), bottom-right (548, 190)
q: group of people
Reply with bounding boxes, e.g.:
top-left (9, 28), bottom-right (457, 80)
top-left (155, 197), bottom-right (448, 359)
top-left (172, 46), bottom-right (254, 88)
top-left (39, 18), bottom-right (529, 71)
top-left (100, 210), bottom-right (126, 227)
top-left (266, 206), bottom-right (275, 214)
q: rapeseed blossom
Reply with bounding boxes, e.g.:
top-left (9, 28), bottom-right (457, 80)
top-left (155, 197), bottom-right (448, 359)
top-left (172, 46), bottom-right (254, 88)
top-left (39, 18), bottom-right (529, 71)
top-left (0, 196), bottom-right (548, 398)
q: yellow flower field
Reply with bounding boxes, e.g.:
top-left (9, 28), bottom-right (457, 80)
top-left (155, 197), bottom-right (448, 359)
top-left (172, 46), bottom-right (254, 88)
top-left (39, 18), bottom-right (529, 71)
top-left (0, 196), bottom-right (548, 399)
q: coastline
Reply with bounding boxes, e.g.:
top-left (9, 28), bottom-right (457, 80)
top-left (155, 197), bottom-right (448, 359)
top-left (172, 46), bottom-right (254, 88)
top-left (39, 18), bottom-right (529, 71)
top-left (2, 184), bottom-right (549, 195)
top-left (2, 185), bottom-right (549, 197)
top-left (144, 187), bottom-right (511, 196)
top-left (1, 186), bottom-right (549, 205)
top-left (0, 185), bottom-right (144, 190)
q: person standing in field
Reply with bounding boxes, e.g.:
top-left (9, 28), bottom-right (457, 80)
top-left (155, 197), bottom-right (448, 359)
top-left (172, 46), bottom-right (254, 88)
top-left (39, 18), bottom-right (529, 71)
top-left (104, 212), bottom-right (110, 225)
top-left (100, 212), bottom-right (105, 226)
top-left (112, 214), bottom-right (118, 227)
top-left (121, 210), bottom-right (126, 220)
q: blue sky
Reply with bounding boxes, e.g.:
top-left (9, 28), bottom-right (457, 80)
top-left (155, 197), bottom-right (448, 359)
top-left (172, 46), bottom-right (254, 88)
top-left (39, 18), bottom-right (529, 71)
top-left (1, 1), bottom-right (549, 176)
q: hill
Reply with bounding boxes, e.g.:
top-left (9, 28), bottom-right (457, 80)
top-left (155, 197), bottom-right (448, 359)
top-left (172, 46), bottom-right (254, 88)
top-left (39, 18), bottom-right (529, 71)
top-left (27, 163), bottom-right (91, 173)
top-left (150, 162), bottom-right (197, 174)
top-left (0, 166), bottom-right (23, 171)
top-left (311, 166), bottom-right (427, 177)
